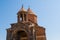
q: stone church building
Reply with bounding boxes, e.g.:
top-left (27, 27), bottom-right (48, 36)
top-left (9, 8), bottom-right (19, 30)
top-left (6, 5), bottom-right (46, 40)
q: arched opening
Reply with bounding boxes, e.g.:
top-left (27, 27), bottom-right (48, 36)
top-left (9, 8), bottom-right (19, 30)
top-left (16, 31), bottom-right (28, 40)
top-left (24, 14), bottom-right (26, 21)
top-left (20, 14), bottom-right (23, 21)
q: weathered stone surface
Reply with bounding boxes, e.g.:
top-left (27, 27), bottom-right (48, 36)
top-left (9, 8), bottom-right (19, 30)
top-left (6, 6), bottom-right (46, 40)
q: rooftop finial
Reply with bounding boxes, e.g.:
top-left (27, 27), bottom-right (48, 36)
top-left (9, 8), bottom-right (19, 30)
top-left (28, 5), bottom-right (30, 9)
top-left (19, 4), bottom-right (26, 12)
top-left (27, 6), bottom-right (35, 14)
top-left (22, 4), bottom-right (23, 8)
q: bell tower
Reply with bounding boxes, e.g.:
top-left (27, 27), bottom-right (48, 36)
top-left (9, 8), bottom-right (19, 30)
top-left (17, 5), bottom-right (37, 24)
top-left (27, 7), bottom-right (37, 24)
top-left (6, 6), bottom-right (46, 40)
top-left (17, 5), bottom-right (28, 23)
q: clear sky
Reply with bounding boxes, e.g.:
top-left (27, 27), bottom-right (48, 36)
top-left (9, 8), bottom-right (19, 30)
top-left (0, 0), bottom-right (60, 40)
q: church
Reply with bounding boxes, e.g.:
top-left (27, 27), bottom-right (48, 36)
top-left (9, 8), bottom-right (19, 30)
top-left (6, 5), bottom-right (46, 40)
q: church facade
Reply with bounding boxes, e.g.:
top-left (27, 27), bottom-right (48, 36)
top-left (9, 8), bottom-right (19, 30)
top-left (6, 5), bottom-right (46, 40)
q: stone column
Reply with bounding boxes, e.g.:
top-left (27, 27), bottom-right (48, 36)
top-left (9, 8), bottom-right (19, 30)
top-left (26, 14), bottom-right (28, 22)
top-left (17, 15), bottom-right (20, 23)
top-left (23, 14), bottom-right (24, 22)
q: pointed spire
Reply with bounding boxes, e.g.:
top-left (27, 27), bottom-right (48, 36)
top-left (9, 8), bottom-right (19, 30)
top-left (22, 4), bottom-right (23, 9)
top-left (27, 7), bottom-right (30, 11)
top-left (27, 7), bottom-right (32, 12)
top-left (19, 5), bottom-right (26, 12)
top-left (27, 7), bottom-right (34, 14)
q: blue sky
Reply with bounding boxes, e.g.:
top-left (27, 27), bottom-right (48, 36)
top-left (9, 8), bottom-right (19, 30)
top-left (0, 0), bottom-right (60, 40)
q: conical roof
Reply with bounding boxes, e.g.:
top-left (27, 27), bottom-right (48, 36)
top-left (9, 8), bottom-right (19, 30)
top-left (27, 7), bottom-right (35, 14)
top-left (19, 5), bottom-right (26, 12)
